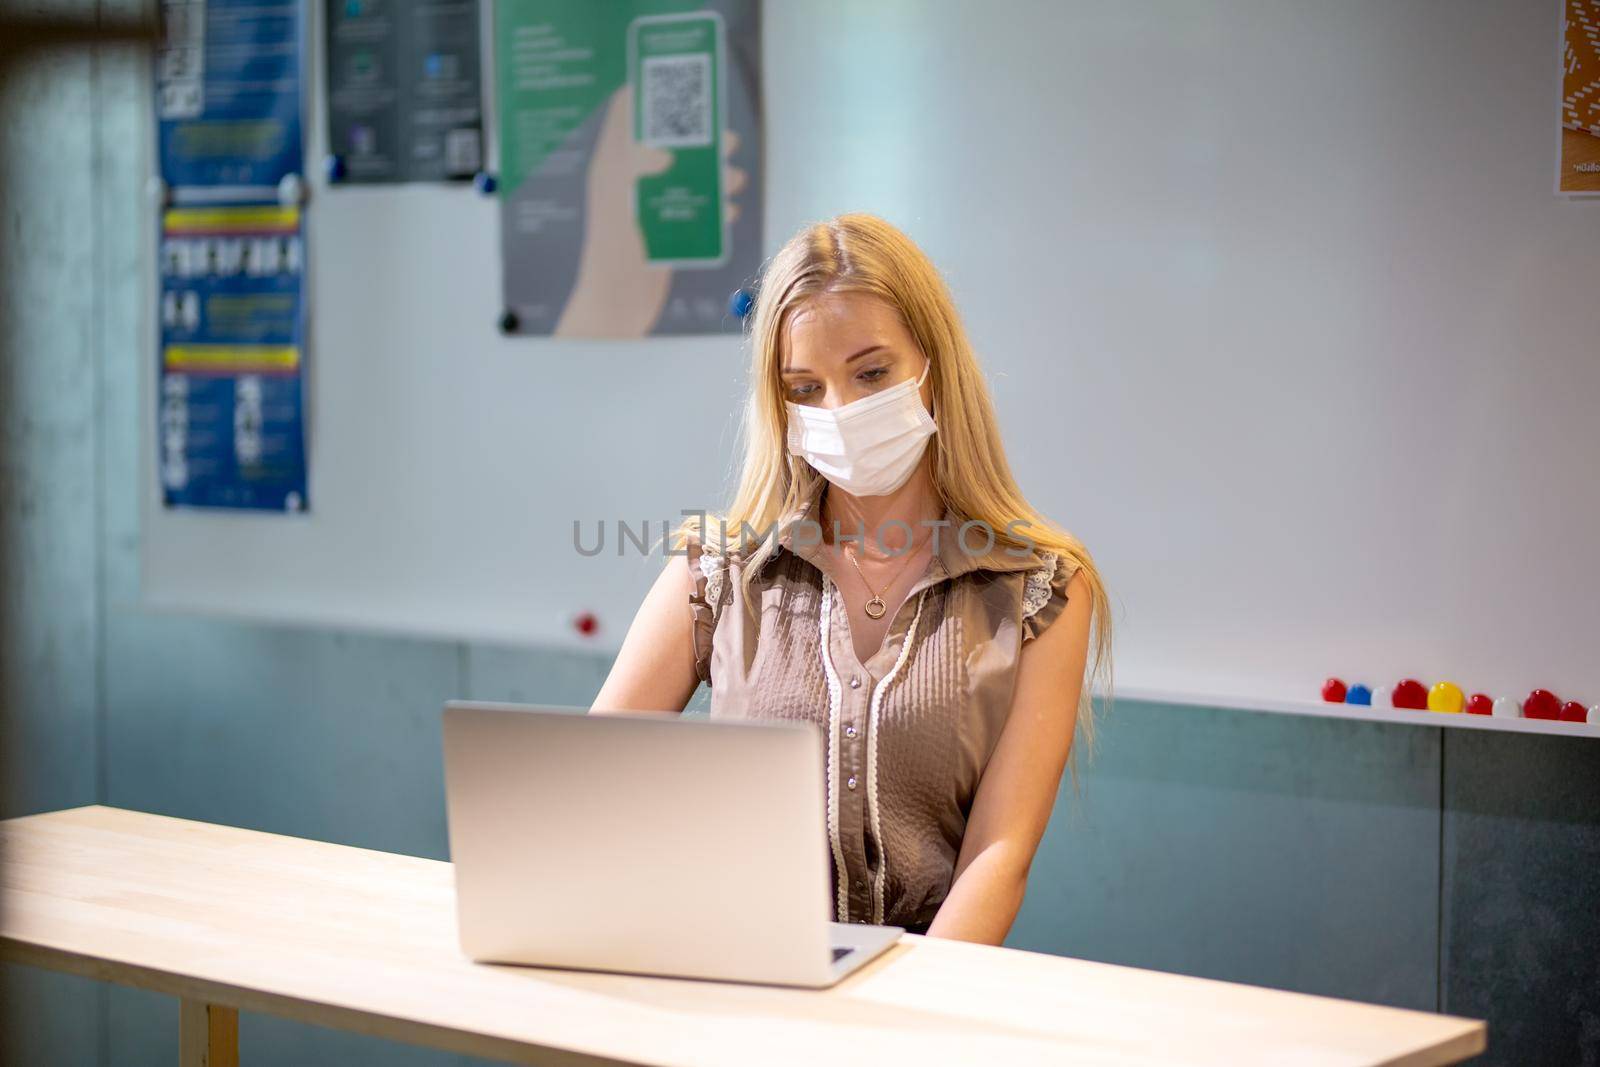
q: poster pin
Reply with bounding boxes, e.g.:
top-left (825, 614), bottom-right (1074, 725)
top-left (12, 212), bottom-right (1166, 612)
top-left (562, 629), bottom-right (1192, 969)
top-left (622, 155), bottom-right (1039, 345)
top-left (277, 173), bottom-right (306, 205)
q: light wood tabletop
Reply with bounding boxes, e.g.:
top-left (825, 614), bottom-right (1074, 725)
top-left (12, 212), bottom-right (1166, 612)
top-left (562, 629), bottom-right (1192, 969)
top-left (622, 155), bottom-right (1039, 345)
top-left (0, 805), bottom-right (1485, 1066)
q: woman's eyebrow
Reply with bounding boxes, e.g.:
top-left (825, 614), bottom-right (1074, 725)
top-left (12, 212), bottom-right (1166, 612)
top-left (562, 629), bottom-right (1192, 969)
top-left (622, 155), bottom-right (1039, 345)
top-left (781, 344), bottom-right (886, 375)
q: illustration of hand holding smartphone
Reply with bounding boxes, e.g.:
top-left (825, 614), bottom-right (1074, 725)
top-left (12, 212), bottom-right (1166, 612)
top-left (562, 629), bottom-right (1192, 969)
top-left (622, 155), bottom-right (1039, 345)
top-left (553, 10), bottom-right (744, 337)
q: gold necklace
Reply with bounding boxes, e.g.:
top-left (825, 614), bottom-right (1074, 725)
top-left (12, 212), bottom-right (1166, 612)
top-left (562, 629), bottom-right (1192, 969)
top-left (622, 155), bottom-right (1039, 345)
top-left (842, 536), bottom-right (927, 620)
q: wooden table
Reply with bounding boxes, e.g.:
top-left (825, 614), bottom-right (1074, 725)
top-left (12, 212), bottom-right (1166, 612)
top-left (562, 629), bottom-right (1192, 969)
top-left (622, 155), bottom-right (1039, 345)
top-left (0, 805), bottom-right (1485, 1066)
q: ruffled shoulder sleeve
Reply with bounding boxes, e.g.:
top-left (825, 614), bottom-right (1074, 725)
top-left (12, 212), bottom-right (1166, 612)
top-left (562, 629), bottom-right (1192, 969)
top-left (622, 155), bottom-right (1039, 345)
top-left (685, 534), bottom-right (732, 686)
top-left (1020, 550), bottom-right (1080, 644)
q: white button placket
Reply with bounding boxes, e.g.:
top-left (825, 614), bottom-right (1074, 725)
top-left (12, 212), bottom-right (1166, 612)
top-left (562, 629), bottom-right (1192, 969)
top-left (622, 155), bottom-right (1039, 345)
top-left (816, 576), bottom-right (854, 923)
top-left (820, 574), bottom-right (883, 923)
top-left (820, 567), bottom-right (934, 928)
top-left (864, 586), bottom-right (928, 925)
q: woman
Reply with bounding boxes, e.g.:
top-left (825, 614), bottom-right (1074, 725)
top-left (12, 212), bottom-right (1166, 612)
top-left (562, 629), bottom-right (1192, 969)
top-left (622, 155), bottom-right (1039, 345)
top-left (592, 213), bottom-right (1112, 947)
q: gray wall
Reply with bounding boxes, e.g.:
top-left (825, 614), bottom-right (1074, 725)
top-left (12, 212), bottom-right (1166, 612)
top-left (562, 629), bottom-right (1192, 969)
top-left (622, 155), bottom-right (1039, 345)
top-left (4, 3), bottom-right (1598, 1066)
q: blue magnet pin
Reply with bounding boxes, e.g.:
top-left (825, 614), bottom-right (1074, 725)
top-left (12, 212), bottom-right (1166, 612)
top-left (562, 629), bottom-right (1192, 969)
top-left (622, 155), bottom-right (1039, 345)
top-left (1344, 684), bottom-right (1372, 706)
top-left (324, 154), bottom-right (347, 183)
top-left (729, 287), bottom-right (754, 319)
top-left (473, 171), bottom-right (497, 196)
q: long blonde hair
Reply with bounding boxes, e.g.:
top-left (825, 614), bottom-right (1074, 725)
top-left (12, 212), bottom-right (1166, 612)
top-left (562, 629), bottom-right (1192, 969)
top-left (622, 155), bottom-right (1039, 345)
top-left (671, 213), bottom-right (1113, 769)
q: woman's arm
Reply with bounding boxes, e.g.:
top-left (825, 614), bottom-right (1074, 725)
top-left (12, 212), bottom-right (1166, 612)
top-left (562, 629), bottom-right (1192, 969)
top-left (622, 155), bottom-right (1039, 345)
top-left (589, 550), bottom-right (703, 715)
top-left (925, 568), bottom-right (1094, 944)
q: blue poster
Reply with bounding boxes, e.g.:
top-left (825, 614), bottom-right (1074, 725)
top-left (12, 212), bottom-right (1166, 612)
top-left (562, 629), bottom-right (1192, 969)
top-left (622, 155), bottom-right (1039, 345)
top-left (157, 0), bottom-right (305, 189)
top-left (158, 204), bottom-right (308, 512)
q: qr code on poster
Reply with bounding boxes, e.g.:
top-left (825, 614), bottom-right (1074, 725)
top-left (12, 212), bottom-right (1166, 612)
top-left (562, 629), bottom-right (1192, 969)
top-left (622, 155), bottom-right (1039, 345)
top-left (641, 54), bottom-right (713, 148)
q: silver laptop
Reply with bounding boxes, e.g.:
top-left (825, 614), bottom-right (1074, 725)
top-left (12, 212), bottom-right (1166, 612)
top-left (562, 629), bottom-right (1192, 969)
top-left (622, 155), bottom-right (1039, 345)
top-left (441, 701), bottom-right (905, 988)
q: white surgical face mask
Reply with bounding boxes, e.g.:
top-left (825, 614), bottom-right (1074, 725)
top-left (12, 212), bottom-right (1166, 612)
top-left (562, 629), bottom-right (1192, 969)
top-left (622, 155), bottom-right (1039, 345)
top-left (785, 357), bottom-right (937, 497)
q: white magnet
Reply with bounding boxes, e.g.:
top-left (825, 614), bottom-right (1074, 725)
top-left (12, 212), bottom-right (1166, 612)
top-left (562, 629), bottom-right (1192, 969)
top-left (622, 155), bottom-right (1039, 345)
top-left (1492, 696), bottom-right (1521, 718)
top-left (277, 172), bottom-right (305, 205)
top-left (1370, 684), bottom-right (1392, 710)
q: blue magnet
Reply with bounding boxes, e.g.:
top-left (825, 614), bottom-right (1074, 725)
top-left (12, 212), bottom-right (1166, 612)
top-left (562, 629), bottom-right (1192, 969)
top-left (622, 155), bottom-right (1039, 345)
top-left (473, 171), bottom-right (497, 196)
top-left (729, 287), bottom-right (754, 319)
top-left (324, 154), bottom-right (347, 183)
top-left (1344, 684), bottom-right (1372, 706)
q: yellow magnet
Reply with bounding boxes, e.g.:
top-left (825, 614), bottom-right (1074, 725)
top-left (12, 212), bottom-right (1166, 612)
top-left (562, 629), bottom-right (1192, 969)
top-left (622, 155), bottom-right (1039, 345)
top-left (1428, 681), bottom-right (1465, 713)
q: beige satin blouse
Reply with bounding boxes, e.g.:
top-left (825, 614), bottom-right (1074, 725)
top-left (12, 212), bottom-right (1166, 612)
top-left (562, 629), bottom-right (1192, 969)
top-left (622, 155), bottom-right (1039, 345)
top-left (686, 481), bottom-right (1078, 930)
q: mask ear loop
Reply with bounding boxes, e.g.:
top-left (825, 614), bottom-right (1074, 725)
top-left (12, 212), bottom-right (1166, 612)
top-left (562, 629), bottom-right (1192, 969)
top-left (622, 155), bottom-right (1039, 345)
top-left (918, 355), bottom-right (936, 425)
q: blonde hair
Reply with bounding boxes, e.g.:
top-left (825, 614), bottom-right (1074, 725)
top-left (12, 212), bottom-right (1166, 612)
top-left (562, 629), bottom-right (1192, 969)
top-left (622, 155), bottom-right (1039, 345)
top-left (670, 213), bottom-right (1113, 772)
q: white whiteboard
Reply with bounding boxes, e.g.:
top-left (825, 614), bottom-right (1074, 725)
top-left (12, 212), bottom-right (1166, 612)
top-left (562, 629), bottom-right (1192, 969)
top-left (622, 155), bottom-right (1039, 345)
top-left (142, 0), bottom-right (1600, 709)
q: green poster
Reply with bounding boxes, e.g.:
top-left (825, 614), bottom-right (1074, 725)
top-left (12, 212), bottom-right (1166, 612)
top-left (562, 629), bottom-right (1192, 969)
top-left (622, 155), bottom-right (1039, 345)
top-left (494, 0), bottom-right (761, 337)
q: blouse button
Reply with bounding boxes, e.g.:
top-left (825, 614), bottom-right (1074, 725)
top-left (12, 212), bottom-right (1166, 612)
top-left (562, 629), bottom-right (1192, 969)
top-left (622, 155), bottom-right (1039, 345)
top-left (844, 725), bottom-right (857, 739)
top-left (846, 775), bottom-right (857, 790)
top-left (849, 675), bottom-right (861, 689)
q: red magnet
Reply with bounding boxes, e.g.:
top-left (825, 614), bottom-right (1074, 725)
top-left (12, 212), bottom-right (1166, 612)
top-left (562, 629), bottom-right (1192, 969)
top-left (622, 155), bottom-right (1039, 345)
top-left (1465, 693), bottom-right (1493, 716)
top-left (1523, 689), bottom-right (1561, 720)
top-left (1321, 678), bottom-right (1347, 703)
top-left (1392, 678), bottom-right (1428, 710)
top-left (574, 612), bottom-right (598, 637)
top-left (1559, 701), bottom-right (1588, 723)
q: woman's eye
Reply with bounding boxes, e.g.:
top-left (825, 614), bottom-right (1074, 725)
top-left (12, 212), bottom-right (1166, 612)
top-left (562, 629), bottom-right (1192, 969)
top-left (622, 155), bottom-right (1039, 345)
top-left (788, 382), bottom-right (818, 400)
top-left (859, 367), bottom-right (889, 384)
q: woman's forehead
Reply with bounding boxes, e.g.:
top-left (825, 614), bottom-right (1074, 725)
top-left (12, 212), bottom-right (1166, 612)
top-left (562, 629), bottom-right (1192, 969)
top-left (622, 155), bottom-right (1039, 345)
top-left (784, 292), bottom-right (906, 354)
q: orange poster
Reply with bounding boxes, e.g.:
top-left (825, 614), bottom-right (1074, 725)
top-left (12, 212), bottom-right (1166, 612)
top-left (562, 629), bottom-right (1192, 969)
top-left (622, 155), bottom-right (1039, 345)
top-left (1561, 0), bottom-right (1600, 192)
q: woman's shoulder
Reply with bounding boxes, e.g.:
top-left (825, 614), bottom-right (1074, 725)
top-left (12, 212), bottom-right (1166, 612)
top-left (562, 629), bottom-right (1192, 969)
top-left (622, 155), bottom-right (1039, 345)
top-left (683, 522), bottom-right (765, 608)
top-left (683, 525), bottom-right (746, 575)
top-left (683, 520), bottom-right (781, 685)
top-left (684, 514), bottom-right (782, 571)
top-left (1019, 547), bottom-right (1083, 643)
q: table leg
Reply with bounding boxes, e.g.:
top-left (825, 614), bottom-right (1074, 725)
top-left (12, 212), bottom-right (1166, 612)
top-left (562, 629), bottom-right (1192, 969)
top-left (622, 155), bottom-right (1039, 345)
top-left (179, 998), bottom-right (239, 1067)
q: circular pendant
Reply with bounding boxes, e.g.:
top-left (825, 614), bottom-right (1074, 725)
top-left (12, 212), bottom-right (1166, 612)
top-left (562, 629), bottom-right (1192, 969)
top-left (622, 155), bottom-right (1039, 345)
top-left (864, 596), bottom-right (887, 620)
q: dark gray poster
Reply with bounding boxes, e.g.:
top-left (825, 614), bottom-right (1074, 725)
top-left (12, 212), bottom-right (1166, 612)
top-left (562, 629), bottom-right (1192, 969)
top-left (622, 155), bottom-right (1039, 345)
top-left (493, 0), bottom-right (762, 337)
top-left (325, 0), bottom-right (483, 183)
